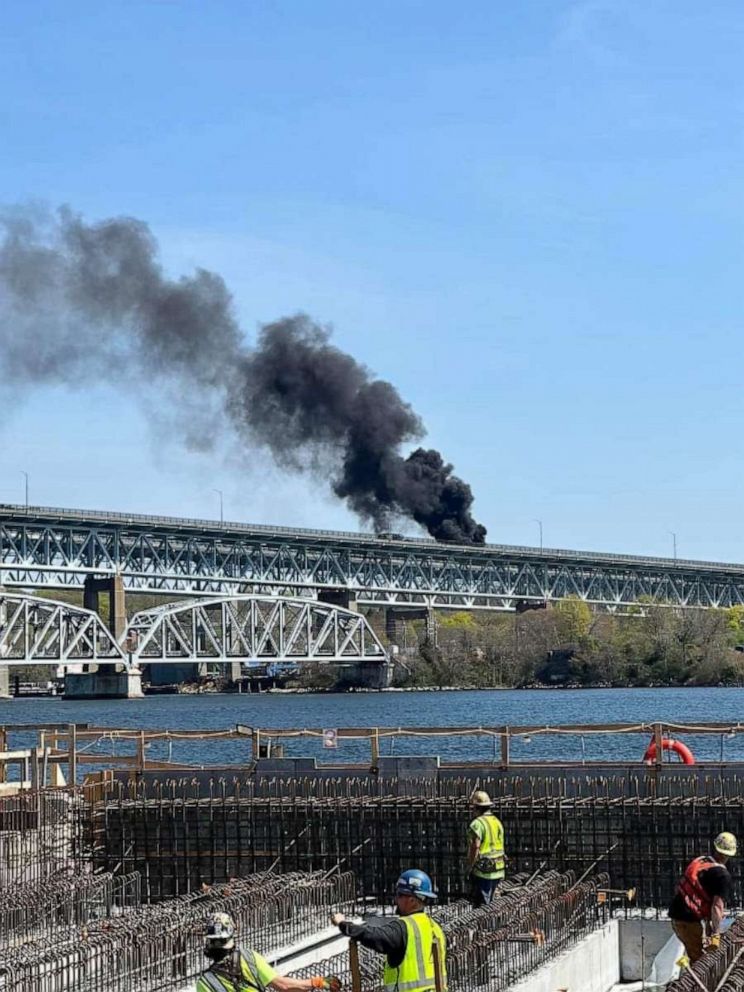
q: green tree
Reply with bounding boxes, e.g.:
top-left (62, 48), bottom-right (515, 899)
top-left (554, 597), bottom-right (593, 643)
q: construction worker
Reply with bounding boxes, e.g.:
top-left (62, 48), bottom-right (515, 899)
top-left (467, 790), bottom-right (506, 905)
top-left (331, 869), bottom-right (447, 992)
top-left (668, 832), bottom-right (737, 965)
top-left (198, 912), bottom-right (342, 992)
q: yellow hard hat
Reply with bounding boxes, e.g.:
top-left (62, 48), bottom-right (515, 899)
top-left (470, 790), bottom-right (493, 807)
top-left (714, 832), bottom-right (738, 857)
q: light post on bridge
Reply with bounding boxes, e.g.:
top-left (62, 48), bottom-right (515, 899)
top-left (212, 489), bottom-right (224, 527)
top-left (534, 519), bottom-right (543, 552)
top-left (668, 531), bottom-right (677, 560)
top-left (20, 471), bottom-right (28, 513)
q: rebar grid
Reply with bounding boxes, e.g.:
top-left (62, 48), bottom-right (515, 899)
top-left (667, 915), bottom-right (744, 991)
top-left (0, 870), bottom-right (357, 992)
top-left (289, 870), bottom-right (609, 992)
top-left (90, 786), bottom-right (744, 910)
top-left (98, 770), bottom-right (744, 803)
top-left (0, 869), bottom-right (141, 948)
top-left (0, 789), bottom-right (78, 887)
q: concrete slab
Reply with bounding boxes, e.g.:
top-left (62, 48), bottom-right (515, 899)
top-left (618, 918), bottom-right (674, 981)
top-left (508, 921), bottom-right (620, 992)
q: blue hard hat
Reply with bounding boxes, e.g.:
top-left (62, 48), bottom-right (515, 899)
top-left (396, 868), bottom-right (437, 901)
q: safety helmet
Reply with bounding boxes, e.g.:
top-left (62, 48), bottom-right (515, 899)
top-left (396, 869), bottom-right (437, 902)
top-left (714, 832), bottom-right (738, 857)
top-left (205, 912), bottom-right (236, 950)
top-left (470, 790), bottom-right (493, 808)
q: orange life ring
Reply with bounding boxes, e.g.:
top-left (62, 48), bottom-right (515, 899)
top-left (643, 737), bottom-right (695, 765)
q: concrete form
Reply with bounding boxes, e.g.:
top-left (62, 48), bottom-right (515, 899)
top-left (510, 919), bottom-right (675, 992)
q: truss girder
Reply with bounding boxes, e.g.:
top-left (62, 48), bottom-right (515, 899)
top-left (3, 512), bottom-right (744, 611)
top-left (126, 595), bottom-right (388, 665)
top-left (0, 593), bottom-right (126, 665)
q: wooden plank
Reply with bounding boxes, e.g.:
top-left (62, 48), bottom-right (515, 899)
top-left (69, 724), bottom-right (77, 787)
top-left (654, 722), bottom-right (663, 769)
top-left (349, 940), bottom-right (362, 992)
top-left (432, 936), bottom-right (444, 992)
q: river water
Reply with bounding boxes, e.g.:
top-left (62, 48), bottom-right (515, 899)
top-left (1, 687), bottom-right (744, 767)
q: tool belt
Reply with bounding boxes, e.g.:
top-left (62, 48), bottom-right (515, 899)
top-left (474, 855), bottom-right (504, 875)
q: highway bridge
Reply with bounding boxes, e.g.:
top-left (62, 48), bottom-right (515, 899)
top-left (1, 504), bottom-right (744, 611)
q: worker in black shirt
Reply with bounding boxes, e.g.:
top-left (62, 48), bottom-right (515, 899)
top-left (331, 869), bottom-right (446, 992)
top-left (669, 832), bottom-right (736, 964)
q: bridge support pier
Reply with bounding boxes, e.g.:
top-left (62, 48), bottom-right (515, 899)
top-left (385, 607), bottom-right (436, 646)
top-left (64, 667), bottom-right (143, 699)
top-left (0, 587), bottom-right (10, 698)
top-left (317, 589), bottom-right (358, 612)
top-left (83, 574), bottom-right (127, 639)
top-left (342, 658), bottom-right (394, 689)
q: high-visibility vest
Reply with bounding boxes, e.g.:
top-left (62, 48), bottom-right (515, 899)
top-left (383, 913), bottom-right (447, 992)
top-left (197, 948), bottom-right (267, 992)
top-left (676, 856), bottom-right (719, 921)
top-left (471, 814), bottom-right (505, 879)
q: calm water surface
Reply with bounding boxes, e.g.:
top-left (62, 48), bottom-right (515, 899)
top-left (1, 687), bottom-right (744, 767)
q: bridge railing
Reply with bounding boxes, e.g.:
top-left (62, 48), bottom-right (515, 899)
top-left (1, 503), bottom-right (742, 573)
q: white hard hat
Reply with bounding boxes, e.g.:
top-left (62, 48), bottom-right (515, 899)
top-left (205, 912), bottom-right (236, 949)
top-left (470, 790), bottom-right (493, 807)
top-left (714, 832), bottom-right (737, 857)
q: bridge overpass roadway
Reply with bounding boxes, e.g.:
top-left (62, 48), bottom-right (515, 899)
top-left (1, 504), bottom-right (743, 612)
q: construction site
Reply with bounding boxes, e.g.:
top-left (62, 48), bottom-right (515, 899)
top-left (2, 720), bottom-right (744, 991)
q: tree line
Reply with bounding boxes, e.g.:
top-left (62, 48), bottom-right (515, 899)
top-left (388, 599), bottom-right (744, 689)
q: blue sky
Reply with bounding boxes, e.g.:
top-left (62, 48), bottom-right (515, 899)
top-left (1, 1), bottom-right (742, 561)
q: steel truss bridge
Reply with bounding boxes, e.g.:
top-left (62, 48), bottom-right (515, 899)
top-left (0, 592), bottom-right (388, 669)
top-left (2, 505), bottom-right (744, 611)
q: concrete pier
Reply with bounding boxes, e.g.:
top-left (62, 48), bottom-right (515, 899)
top-left (0, 587), bottom-right (10, 698)
top-left (64, 667), bottom-right (143, 699)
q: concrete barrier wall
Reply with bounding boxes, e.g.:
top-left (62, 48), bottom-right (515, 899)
top-left (509, 921), bottom-right (620, 992)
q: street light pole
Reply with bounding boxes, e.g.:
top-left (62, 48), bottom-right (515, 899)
top-left (534, 519), bottom-right (543, 552)
top-left (668, 531), bottom-right (677, 560)
top-left (212, 489), bottom-right (224, 526)
top-left (21, 471), bottom-right (28, 512)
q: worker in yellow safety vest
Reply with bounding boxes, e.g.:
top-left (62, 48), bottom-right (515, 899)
top-left (467, 790), bottom-right (506, 905)
top-left (331, 869), bottom-right (447, 992)
top-left (197, 912), bottom-right (342, 992)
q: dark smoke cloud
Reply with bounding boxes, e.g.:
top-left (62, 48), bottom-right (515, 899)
top-left (0, 205), bottom-right (486, 543)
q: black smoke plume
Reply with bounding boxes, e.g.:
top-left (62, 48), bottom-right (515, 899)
top-left (0, 205), bottom-right (486, 543)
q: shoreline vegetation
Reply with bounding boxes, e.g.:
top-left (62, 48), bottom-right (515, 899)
top-left (292, 598), bottom-right (744, 692)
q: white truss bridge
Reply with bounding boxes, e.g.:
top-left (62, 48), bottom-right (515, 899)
top-left (0, 593), bottom-right (388, 669)
top-left (2, 504), bottom-right (744, 611)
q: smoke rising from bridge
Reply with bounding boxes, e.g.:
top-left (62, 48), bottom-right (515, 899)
top-left (0, 205), bottom-right (486, 543)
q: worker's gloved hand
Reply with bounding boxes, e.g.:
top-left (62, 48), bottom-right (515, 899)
top-left (311, 977), bottom-right (341, 992)
top-left (708, 933), bottom-right (721, 951)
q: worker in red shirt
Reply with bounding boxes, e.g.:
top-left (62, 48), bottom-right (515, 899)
top-left (668, 832), bottom-right (736, 964)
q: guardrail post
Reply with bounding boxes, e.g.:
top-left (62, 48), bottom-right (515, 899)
top-left (653, 723), bottom-right (663, 768)
top-left (68, 723), bottom-right (77, 787)
top-left (501, 726), bottom-right (510, 768)
top-left (371, 728), bottom-right (380, 770)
